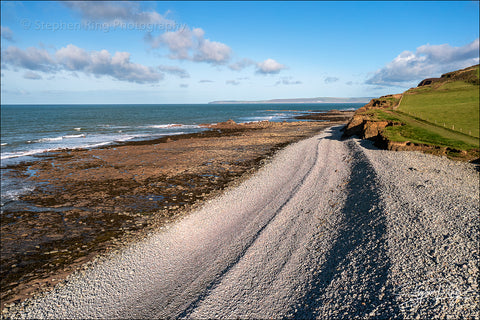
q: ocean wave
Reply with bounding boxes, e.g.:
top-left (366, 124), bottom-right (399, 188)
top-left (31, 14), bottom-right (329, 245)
top-left (98, 124), bottom-right (131, 129)
top-left (145, 124), bottom-right (181, 129)
top-left (63, 134), bottom-right (86, 139)
top-left (144, 124), bottom-right (200, 129)
top-left (240, 115), bottom-right (276, 122)
top-left (1, 130), bottom-right (197, 162)
top-left (74, 127), bottom-right (82, 131)
top-left (1, 143), bottom-right (7, 146)
top-left (35, 136), bottom-right (63, 143)
top-left (33, 134), bottom-right (86, 143)
top-left (1, 148), bottom-right (59, 160)
top-left (1, 140), bottom-right (108, 160)
top-left (86, 141), bottom-right (114, 148)
top-left (240, 111), bottom-right (295, 123)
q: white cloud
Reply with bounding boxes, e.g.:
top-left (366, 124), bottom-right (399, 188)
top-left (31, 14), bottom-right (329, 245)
top-left (226, 80), bottom-right (240, 85)
top-left (366, 38), bottom-right (480, 86)
top-left (23, 71), bottom-right (42, 80)
top-left (63, 1), bottom-right (172, 26)
top-left (148, 23), bottom-right (281, 72)
top-left (324, 76), bottom-right (339, 84)
top-left (199, 79), bottom-right (214, 83)
top-left (1, 26), bottom-right (14, 42)
top-left (56, 44), bottom-right (90, 70)
top-left (275, 76), bottom-right (302, 85)
top-left (256, 59), bottom-right (286, 74)
top-left (158, 65), bottom-right (190, 78)
top-left (147, 27), bottom-right (231, 65)
top-left (194, 38), bottom-right (231, 64)
top-left (179, 83), bottom-right (189, 88)
top-left (228, 58), bottom-right (255, 71)
top-left (149, 28), bottom-right (195, 59)
top-left (64, 2), bottom-right (283, 76)
top-left (229, 58), bottom-right (288, 75)
top-left (2, 46), bottom-right (56, 72)
top-left (2, 44), bottom-right (164, 84)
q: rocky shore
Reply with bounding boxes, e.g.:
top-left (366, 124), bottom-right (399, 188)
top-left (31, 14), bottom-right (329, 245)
top-left (0, 111), bottom-right (352, 310)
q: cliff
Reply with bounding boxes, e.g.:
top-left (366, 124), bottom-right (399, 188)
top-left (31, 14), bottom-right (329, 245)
top-left (343, 94), bottom-right (402, 140)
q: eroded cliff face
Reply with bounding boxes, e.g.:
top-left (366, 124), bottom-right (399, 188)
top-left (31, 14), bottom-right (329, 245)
top-left (343, 94), bottom-right (402, 143)
top-left (343, 94), bottom-right (402, 139)
top-left (343, 112), bottom-right (392, 139)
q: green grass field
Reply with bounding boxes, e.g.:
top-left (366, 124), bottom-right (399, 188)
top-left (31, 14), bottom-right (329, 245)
top-left (360, 65), bottom-right (480, 153)
top-left (399, 81), bottom-right (479, 138)
top-left (371, 109), bottom-right (479, 151)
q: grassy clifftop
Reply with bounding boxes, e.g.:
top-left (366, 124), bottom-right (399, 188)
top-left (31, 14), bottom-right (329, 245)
top-left (344, 65), bottom-right (479, 161)
top-left (399, 65), bottom-right (479, 138)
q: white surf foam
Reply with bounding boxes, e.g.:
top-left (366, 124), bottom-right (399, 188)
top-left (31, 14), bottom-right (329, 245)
top-left (63, 134), bottom-right (86, 139)
top-left (144, 124), bottom-right (201, 129)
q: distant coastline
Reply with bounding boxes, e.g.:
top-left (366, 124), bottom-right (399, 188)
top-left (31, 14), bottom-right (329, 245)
top-left (209, 97), bottom-right (374, 104)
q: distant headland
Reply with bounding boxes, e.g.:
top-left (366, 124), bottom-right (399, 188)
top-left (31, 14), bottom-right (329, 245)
top-left (209, 97), bottom-right (374, 104)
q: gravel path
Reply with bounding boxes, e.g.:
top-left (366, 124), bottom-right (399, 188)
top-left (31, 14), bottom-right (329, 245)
top-left (4, 126), bottom-right (479, 319)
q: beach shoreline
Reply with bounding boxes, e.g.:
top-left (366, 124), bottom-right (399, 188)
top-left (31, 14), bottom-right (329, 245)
top-left (0, 111), bottom-right (353, 309)
top-left (3, 125), bottom-right (478, 319)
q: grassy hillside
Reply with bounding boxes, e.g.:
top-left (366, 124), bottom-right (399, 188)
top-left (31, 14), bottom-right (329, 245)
top-left (399, 75), bottom-right (479, 138)
top-left (349, 65), bottom-right (479, 160)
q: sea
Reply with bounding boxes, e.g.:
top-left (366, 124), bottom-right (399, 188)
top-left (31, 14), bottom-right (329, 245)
top-left (0, 103), bottom-right (362, 206)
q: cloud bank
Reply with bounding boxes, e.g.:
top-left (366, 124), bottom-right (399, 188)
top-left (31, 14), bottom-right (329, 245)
top-left (64, 2), bottom-right (286, 76)
top-left (146, 27), bottom-right (232, 65)
top-left (2, 44), bottom-right (164, 83)
top-left (63, 1), bottom-right (172, 26)
top-left (2, 46), bottom-right (56, 72)
top-left (1, 26), bottom-right (14, 42)
top-left (5, 2), bottom-right (288, 86)
top-left (366, 38), bottom-right (480, 86)
top-left (147, 27), bottom-right (285, 74)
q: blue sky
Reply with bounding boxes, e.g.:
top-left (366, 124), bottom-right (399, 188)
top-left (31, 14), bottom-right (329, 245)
top-left (1, 1), bottom-right (479, 104)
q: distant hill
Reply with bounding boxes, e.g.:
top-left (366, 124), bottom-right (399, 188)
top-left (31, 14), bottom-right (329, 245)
top-left (209, 97), bottom-right (374, 104)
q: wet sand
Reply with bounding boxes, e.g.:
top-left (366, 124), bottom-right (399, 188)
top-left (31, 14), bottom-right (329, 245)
top-left (0, 112), bottom-right (352, 308)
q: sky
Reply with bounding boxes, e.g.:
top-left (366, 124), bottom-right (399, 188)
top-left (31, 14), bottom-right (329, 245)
top-left (1, 1), bottom-right (479, 104)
